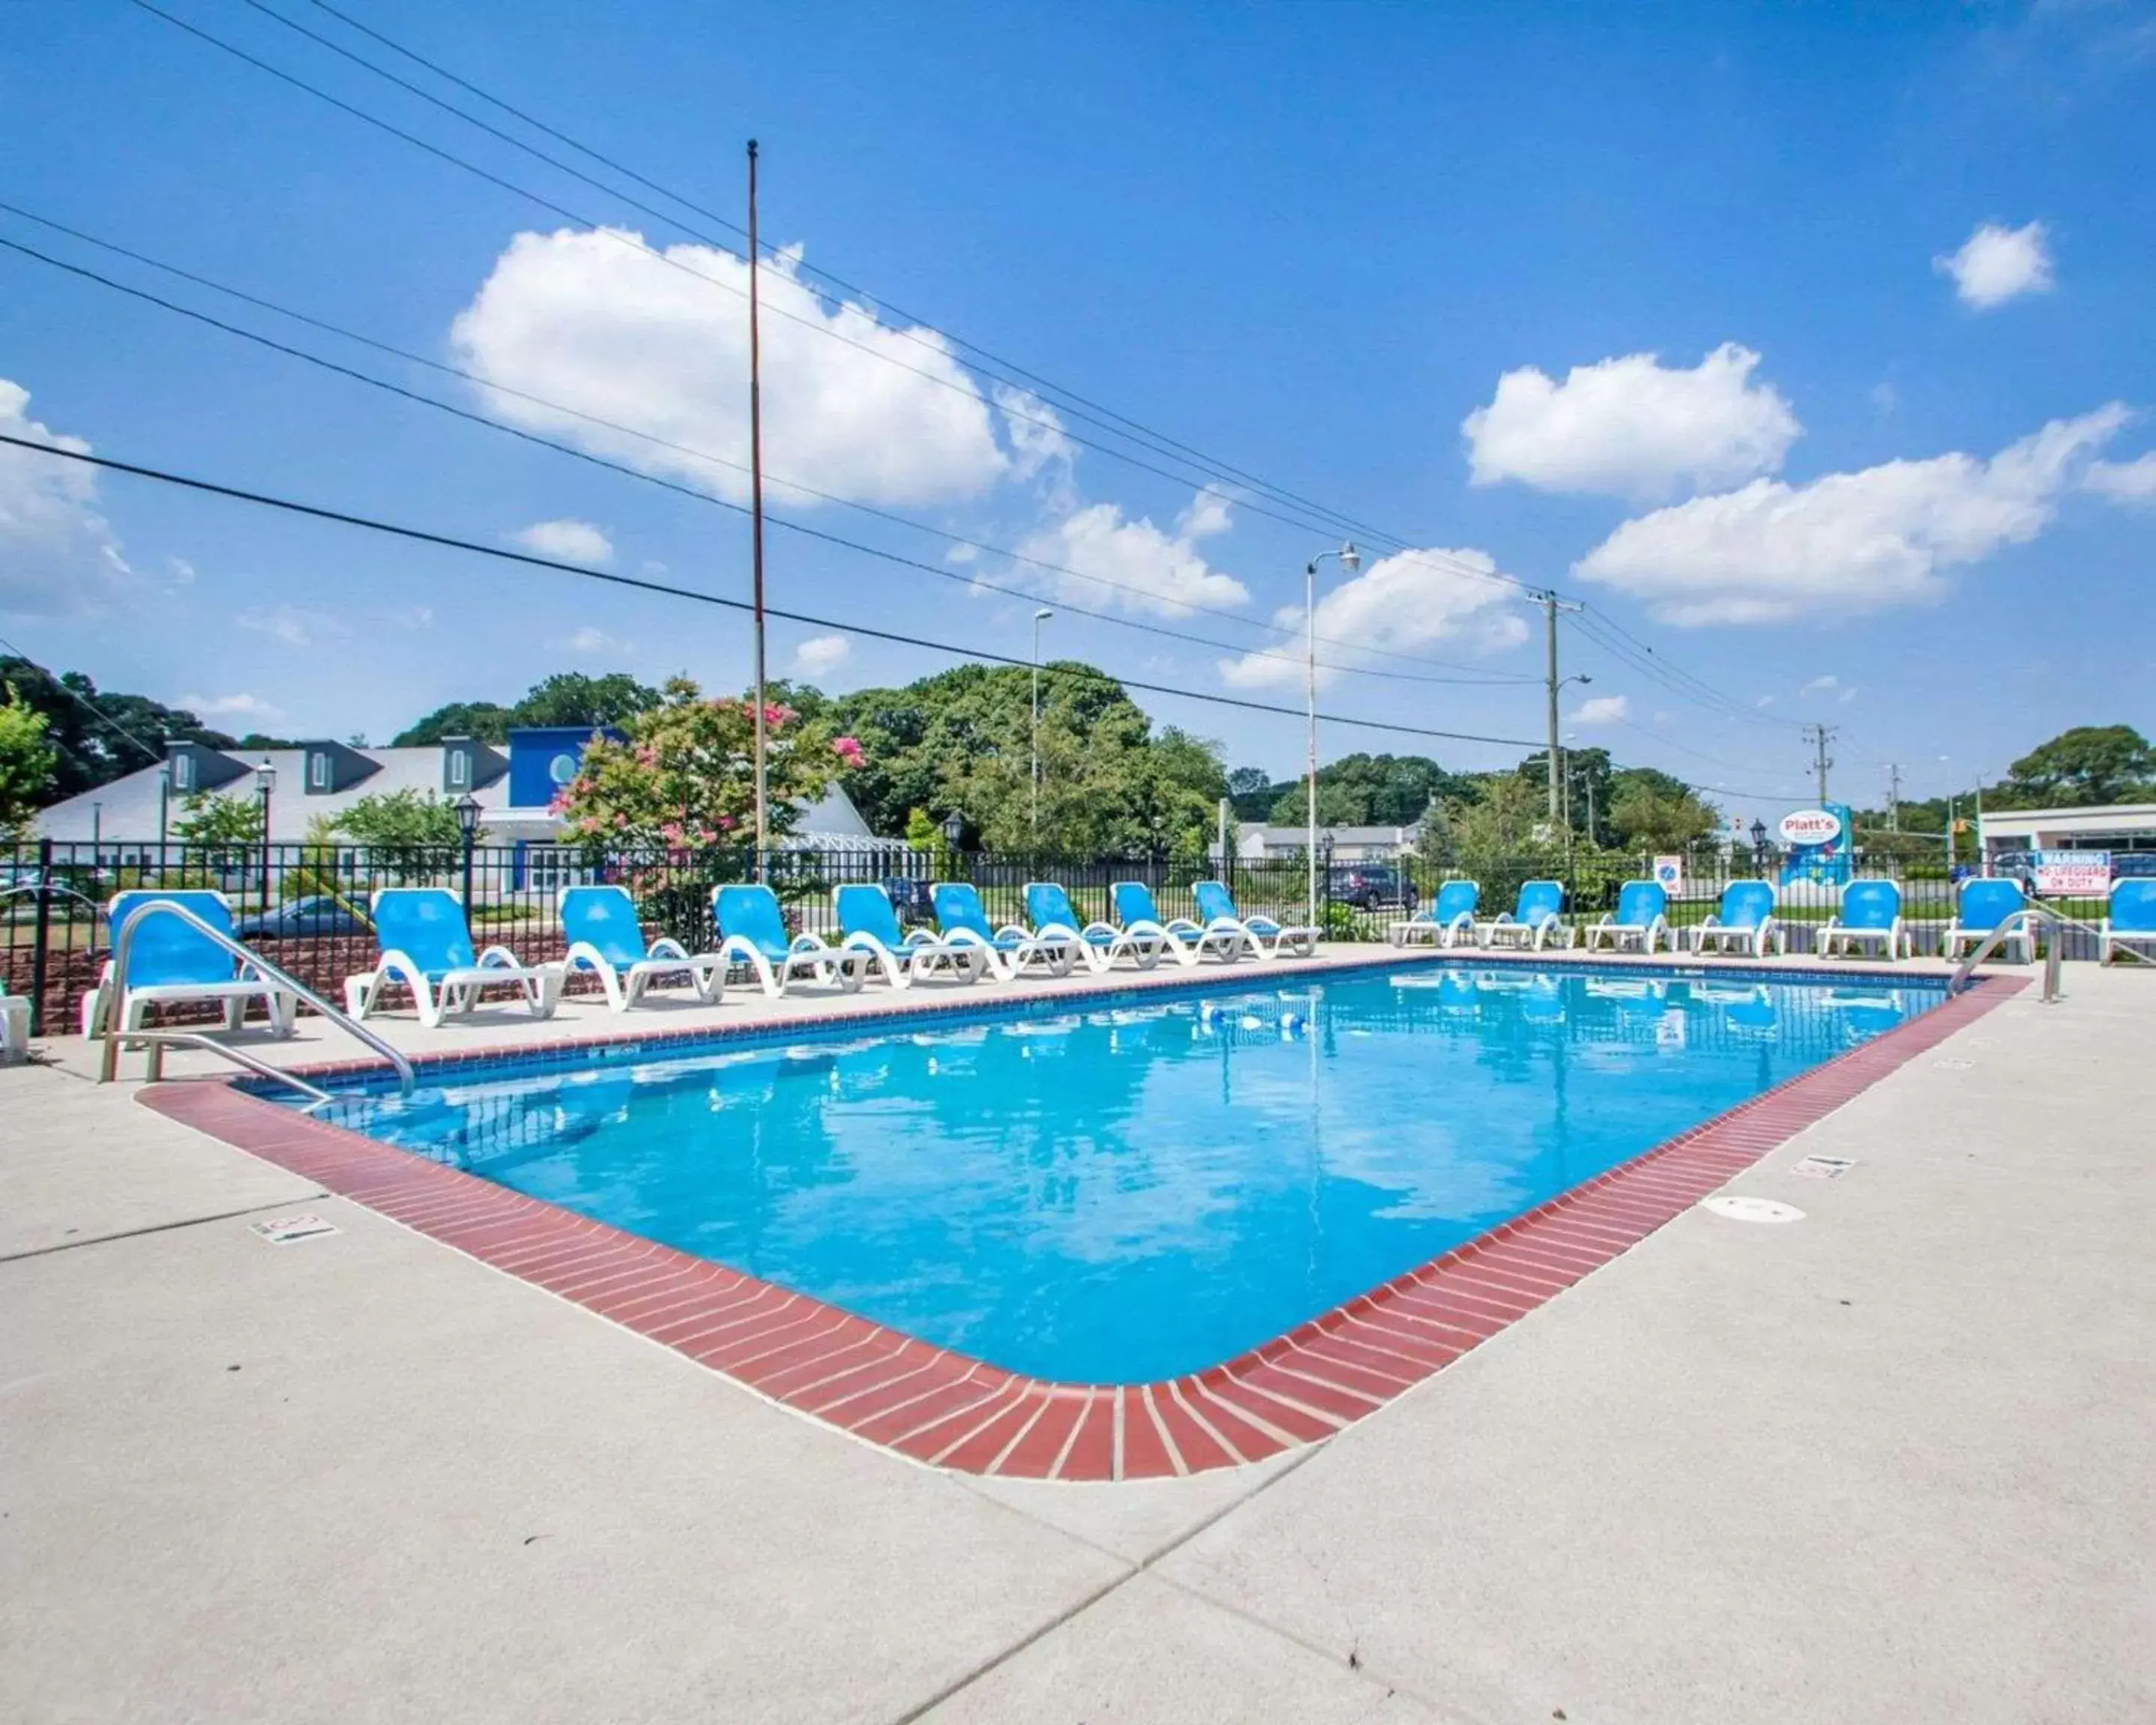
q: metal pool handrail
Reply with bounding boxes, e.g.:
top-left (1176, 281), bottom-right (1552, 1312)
top-left (1947, 904), bottom-right (2111, 1004)
top-left (96, 898), bottom-right (414, 1101)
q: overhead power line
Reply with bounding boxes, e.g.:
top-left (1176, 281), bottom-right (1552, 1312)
top-left (0, 222), bottom-right (1535, 693)
top-left (249, 0), bottom-right (1380, 550)
top-left (122, 0), bottom-right (1532, 606)
top-left (0, 433), bottom-right (1548, 752)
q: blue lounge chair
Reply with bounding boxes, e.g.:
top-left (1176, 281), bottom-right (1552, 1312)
top-left (1389, 880), bottom-right (1479, 948)
top-left (82, 889), bottom-right (299, 1038)
top-left (835, 883), bottom-right (987, 988)
top-left (2101, 878), bottom-right (2156, 967)
top-left (558, 884), bottom-right (724, 1011)
top-left (1689, 881), bottom-right (1784, 958)
top-left (1475, 880), bottom-right (1572, 952)
top-left (711, 884), bottom-right (866, 997)
top-left (931, 882), bottom-right (1073, 980)
top-left (1189, 880), bottom-right (1316, 959)
top-left (1940, 877), bottom-right (2031, 964)
top-left (1027, 882), bottom-right (1163, 973)
top-left (344, 887), bottom-right (561, 1028)
top-left (1583, 880), bottom-right (1670, 954)
top-left (1108, 880), bottom-right (1246, 964)
top-left (1818, 878), bottom-right (1912, 961)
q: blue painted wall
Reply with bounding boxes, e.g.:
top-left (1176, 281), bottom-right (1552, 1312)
top-left (505, 725), bottom-right (614, 808)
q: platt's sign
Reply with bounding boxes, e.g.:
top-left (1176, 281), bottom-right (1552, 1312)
top-left (1777, 808), bottom-right (1842, 847)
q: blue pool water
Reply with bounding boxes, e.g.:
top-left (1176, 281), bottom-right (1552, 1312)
top-left (296, 964), bottom-right (1937, 1383)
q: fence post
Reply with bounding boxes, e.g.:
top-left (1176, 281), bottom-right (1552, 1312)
top-left (28, 836), bottom-right (53, 1037)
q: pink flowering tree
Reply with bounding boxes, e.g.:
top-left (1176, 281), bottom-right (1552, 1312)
top-left (554, 675), bottom-right (862, 854)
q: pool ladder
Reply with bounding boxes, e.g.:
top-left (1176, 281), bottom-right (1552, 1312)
top-left (1946, 904), bottom-right (2120, 1004)
top-left (95, 898), bottom-right (415, 1106)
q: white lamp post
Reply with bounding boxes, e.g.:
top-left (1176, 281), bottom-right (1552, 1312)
top-left (1031, 607), bottom-right (1054, 842)
top-left (1304, 543), bottom-right (1359, 925)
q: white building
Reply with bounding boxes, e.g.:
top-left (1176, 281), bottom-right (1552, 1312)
top-left (1223, 821), bottom-right (1422, 864)
top-left (1976, 803), bottom-right (2156, 862)
top-left (34, 728), bottom-right (881, 857)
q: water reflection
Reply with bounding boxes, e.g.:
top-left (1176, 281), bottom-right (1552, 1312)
top-left (316, 965), bottom-right (1935, 1384)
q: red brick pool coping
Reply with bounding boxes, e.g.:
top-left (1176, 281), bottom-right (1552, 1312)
top-left (139, 959), bottom-right (2025, 1482)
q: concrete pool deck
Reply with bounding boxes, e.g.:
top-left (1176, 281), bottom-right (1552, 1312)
top-left (3, 948), bottom-right (2152, 1722)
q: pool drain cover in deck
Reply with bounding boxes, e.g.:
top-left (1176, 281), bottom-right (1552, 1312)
top-left (1699, 1195), bottom-right (1805, 1225)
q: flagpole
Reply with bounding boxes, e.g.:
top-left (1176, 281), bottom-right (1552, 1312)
top-left (747, 139), bottom-right (769, 877)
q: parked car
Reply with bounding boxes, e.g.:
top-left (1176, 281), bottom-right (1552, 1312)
top-left (1327, 864), bottom-right (1417, 912)
top-left (880, 877), bottom-right (937, 925)
top-left (234, 895), bottom-right (371, 940)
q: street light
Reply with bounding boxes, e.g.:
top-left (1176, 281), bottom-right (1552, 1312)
top-left (1030, 607), bottom-right (1054, 844)
top-left (941, 809), bottom-right (965, 855)
top-left (1749, 817), bottom-right (1768, 876)
top-left (1303, 542), bottom-right (1360, 926)
top-left (1553, 676), bottom-right (1591, 840)
top-left (454, 794), bottom-right (483, 928)
top-left (255, 758), bottom-right (276, 908)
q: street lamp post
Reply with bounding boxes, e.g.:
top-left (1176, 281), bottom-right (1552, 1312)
top-left (1303, 543), bottom-right (1360, 927)
top-left (1553, 675), bottom-right (1591, 841)
top-left (1750, 818), bottom-right (1769, 877)
top-left (941, 809), bottom-right (966, 878)
top-left (454, 794), bottom-right (483, 931)
top-left (255, 758), bottom-right (276, 910)
top-left (1030, 607), bottom-right (1054, 844)
top-left (156, 762), bottom-right (171, 854)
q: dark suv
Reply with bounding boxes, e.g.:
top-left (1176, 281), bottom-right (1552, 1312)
top-left (1328, 864), bottom-right (1416, 912)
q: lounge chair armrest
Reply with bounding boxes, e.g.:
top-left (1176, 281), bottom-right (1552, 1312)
top-left (901, 928), bottom-right (941, 948)
top-left (787, 932), bottom-right (835, 955)
top-left (476, 944), bottom-right (529, 970)
top-left (648, 936), bottom-right (690, 961)
top-left (994, 922), bottom-right (1038, 943)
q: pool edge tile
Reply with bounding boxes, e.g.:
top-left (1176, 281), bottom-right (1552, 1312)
top-left (136, 967), bottom-right (2028, 1482)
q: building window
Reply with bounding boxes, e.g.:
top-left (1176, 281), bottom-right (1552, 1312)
top-left (308, 752), bottom-right (329, 791)
top-left (446, 749), bottom-right (469, 788)
top-left (173, 755), bottom-right (195, 791)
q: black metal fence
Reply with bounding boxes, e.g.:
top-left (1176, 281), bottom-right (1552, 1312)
top-left (0, 838), bottom-right (1325, 1033)
top-left (1, 836), bottom-right (2107, 1035)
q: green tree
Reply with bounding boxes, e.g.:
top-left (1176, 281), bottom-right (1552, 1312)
top-left (392, 700), bottom-right (514, 746)
top-left (558, 677), bottom-right (858, 849)
top-left (314, 788), bottom-right (469, 848)
top-left (1607, 775), bottom-right (1719, 853)
top-left (1992, 724), bottom-right (2155, 809)
top-left (0, 655), bottom-right (284, 797)
top-left (1264, 752), bottom-right (1476, 827)
top-left (171, 791), bottom-right (263, 859)
top-left (823, 661), bottom-right (1224, 851)
top-left (0, 693), bottom-right (58, 837)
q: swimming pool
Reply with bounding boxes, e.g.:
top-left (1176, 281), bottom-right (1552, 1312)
top-left (287, 963), bottom-right (1940, 1385)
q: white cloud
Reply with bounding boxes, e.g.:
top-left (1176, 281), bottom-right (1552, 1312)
top-left (235, 603), bottom-right (344, 648)
top-left (0, 380), bottom-right (136, 617)
top-left (1461, 343), bottom-right (1800, 501)
top-left (1219, 547), bottom-right (1526, 690)
top-left (792, 633), bottom-right (852, 677)
top-left (563, 625), bottom-right (632, 657)
top-left (1935, 221), bottom-right (2054, 309)
top-left (1801, 673), bottom-right (1840, 693)
top-left (179, 693), bottom-right (284, 721)
top-left (1574, 404), bottom-right (2128, 625)
top-left (514, 518), bottom-right (614, 565)
top-left (1020, 489), bottom-right (1249, 619)
top-left (2084, 451), bottom-right (2156, 503)
top-left (453, 227), bottom-right (1007, 508)
top-left (1571, 693), bottom-right (1630, 726)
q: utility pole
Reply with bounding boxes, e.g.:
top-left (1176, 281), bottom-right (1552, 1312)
top-left (1538, 591), bottom-right (1582, 824)
top-left (746, 139), bottom-right (769, 877)
top-left (1886, 762), bottom-right (1903, 831)
top-left (1804, 722), bottom-right (1836, 804)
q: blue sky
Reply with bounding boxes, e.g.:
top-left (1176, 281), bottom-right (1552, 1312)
top-left (3, 0), bottom-right (2152, 823)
